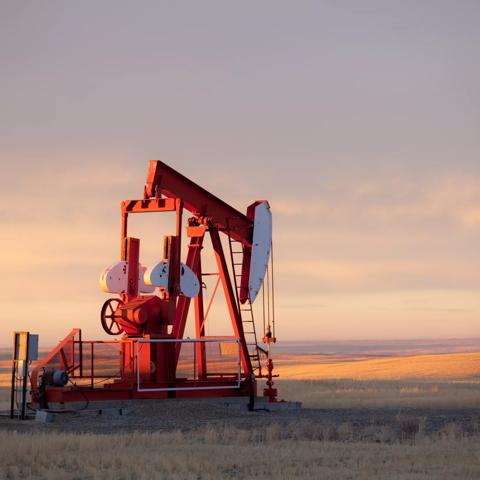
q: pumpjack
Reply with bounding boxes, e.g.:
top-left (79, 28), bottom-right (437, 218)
top-left (30, 160), bottom-right (277, 404)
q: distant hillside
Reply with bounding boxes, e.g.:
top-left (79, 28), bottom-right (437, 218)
top-left (274, 338), bottom-right (480, 356)
top-left (1, 338), bottom-right (479, 359)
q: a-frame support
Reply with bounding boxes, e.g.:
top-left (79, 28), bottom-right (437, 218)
top-left (194, 254), bottom-right (207, 379)
top-left (210, 227), bottom-right (253, 376)
top-left (172, 230), bottom-right (205, 365)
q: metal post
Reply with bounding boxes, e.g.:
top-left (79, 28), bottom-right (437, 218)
top-left (9, 333), bottom-right (18, 419)
top-left (193, 339), bottom-right (197, 381)
top-left (194, 254), bottom-right (207, 379)
top-left (91, 343), bottom-right (94, 389)
top-left (79, 330), bottom-right (83, 378)
top-left (248, 373), bottom-right (255, 411)
top-left (20, 333), bottom-right (29, 419)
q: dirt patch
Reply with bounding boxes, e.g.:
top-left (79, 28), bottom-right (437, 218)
top-left (2, 397), bottom-right (480, 440)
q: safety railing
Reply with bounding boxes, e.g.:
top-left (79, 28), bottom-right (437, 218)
top-left (30, 329), bottom-right (129, 398)
top-left (70, 339), bottom-right (127, 388)
top-left (136, 337), bottom-right (241, 392)
top-left (31, 330), bottom-right (242, 399)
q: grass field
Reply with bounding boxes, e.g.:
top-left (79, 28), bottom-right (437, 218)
top-left (2, 427), bottom-right (480, 479)
top-left (275, 351), bottom-right (480, 409)
top-left (275, 351), bottom-right (480, 380)
top-left (277, 378), bottom-right (480, 409)
top-left (1, 350), bottom-right (480, 479)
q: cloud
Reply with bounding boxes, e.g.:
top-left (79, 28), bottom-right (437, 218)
top-left (277, 257), bottom-right (480, 293)
top-left (460, 208), bottom-right (480, 228)
top-left (1, 160), bottom-right (479, 344)
top-left (271, 173), bottom-right (480, 230)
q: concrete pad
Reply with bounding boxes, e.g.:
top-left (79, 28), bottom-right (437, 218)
top-left (35, 410), bottom-right (55, 423)
top-left (262, 401), bottom-right (303, 411)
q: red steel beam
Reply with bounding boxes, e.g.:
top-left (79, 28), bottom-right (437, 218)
top-left (122, 198), bottom-right (177, 214)
top-left (194, 254), bottom-right (207, 379)
top-left (145, 160), bottom-right (253, 247)
top-left (172, 233), bottom-right (205, 353)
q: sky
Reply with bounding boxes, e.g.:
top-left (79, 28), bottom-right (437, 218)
top-left (1, 1), bottom-right (480, 347)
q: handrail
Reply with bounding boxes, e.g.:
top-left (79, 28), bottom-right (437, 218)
top-left (30, 328), bottom-right (81, 399)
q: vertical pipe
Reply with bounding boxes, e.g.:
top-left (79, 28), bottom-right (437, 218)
top-left (262, 283), bottom-right (266, 338)
top-left (10, 333), bottom-right (17, 419)
top-left (91, 343), bottom-right (94, 389)
top-left (194, 255), bottom-right (207, 379)
top-left (172, 199), bottom-right (183, 295)
top-left (79, 330), bottom-right (83, 378)
top-left (20, 333), bottom-right (29, 420)
top-left (172, 233), bottom-right (205, 364)
top-left (266, 264), bottom-right (270, 336)
top-left (126, 237), bottom-right (140, 298)
top-left (70, 333), bottom-right (75, 378)
top-left (193, 339), bottom-right (197, 381)
top-left (270, 241), bottom-right (276, 339)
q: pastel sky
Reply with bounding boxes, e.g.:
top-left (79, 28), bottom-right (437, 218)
top-left (1, 1), bottom-right (479, 346)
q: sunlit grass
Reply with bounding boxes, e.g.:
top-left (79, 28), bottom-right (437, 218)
top-left (275, 352), bottom-right (480, 380)
top-left (1, 427), bottom-right (480, 479)
top-left (275, 379), bottom-right (480, 409)
top-left (2, 351), bottom-right (480, 478)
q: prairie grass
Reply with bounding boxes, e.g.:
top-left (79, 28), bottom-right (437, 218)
top-left (1, 425), bottom-right (480, 479)
top-left (277, 378), bottom-right (480, 409)
top-left (275, 351), bottom-right (480, 380)
top-left (2, 350), bottom-right (480, 479)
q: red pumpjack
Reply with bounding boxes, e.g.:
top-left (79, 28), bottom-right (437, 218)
top-left (30, 160), bottom-right (278, 406)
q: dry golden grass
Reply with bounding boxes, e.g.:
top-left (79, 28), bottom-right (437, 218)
top-left (272, 351), bottom-right (480, 409)
top-left (2, 351), bottom-right (480, 479)
top-left (275, 352), bottom-right (480, 380)
top-left (277, 379), bottom-right (480, 409)
top-left (1, 426), bottom-right (480, 479)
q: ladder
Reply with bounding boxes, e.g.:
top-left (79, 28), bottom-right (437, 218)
top-left (226, 232), bottom-right (262, 375)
